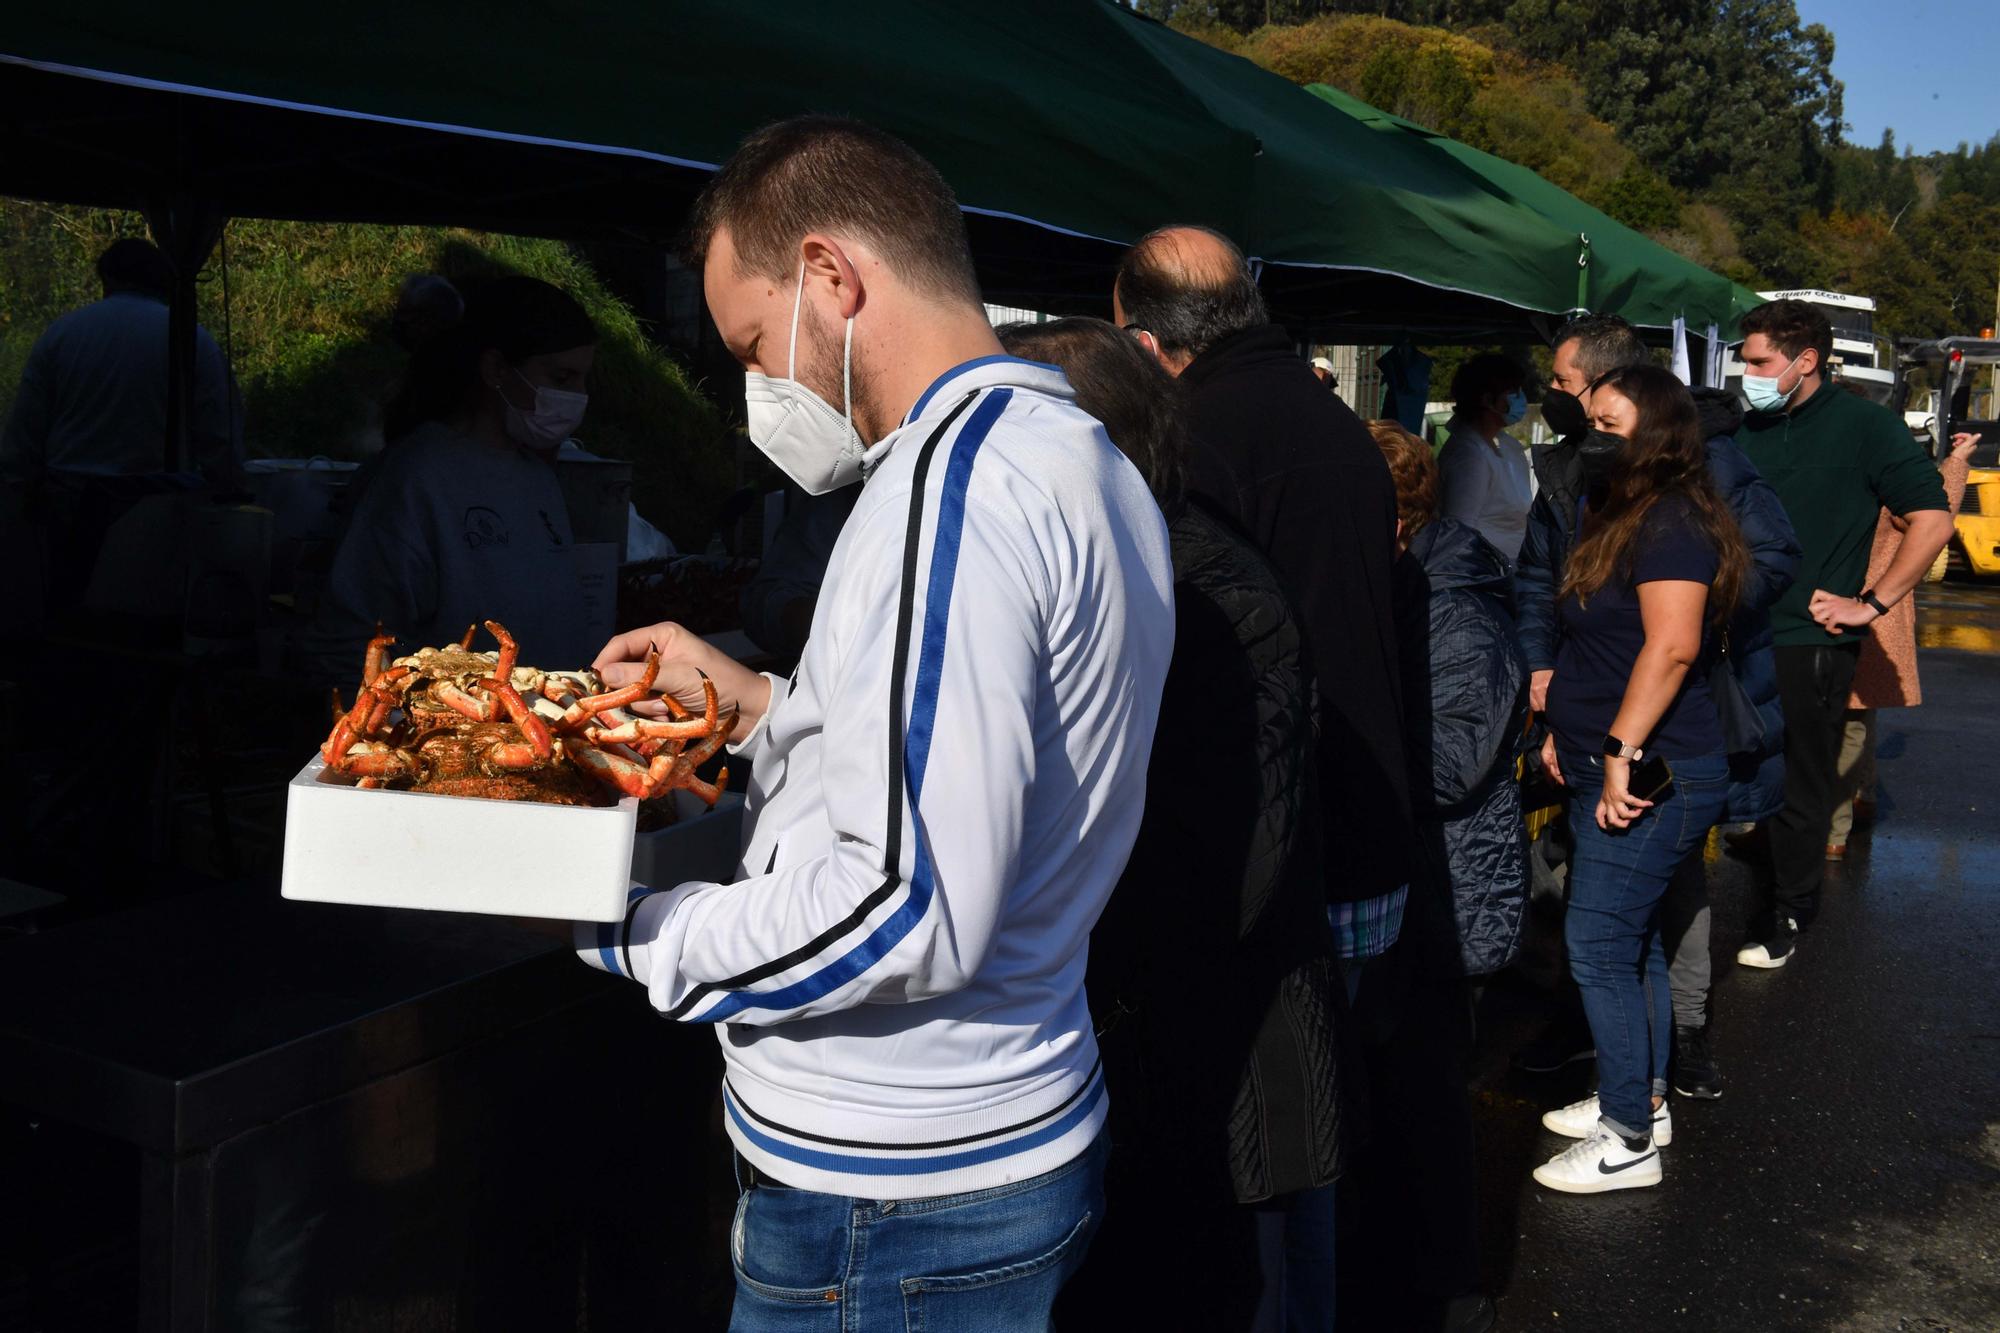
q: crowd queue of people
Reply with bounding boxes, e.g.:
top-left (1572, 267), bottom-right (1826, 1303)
top-left (6, 115), bottom-right (1970, 1331)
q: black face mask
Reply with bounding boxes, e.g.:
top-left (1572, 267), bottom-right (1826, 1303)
top-left (1576, 428), bottom-right (1626, 490)
top-left (1542, 388), bottom-right (1588, 438)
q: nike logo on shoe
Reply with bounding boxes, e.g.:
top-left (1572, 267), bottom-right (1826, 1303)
top-left (1599, 1152), bottom-right (1659, 1174)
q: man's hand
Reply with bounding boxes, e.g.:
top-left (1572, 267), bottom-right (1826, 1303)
top-left (1950, 431), bottom-right (1982, 463)
top-left (594, 622), bottom-right (772, 744)
top-left (1808, 588), bottom-right (1880, 635)
top-left (1540, 731), bottom-right (1564, 787)
top-left (1529, 669), bottom-right (1554, 715)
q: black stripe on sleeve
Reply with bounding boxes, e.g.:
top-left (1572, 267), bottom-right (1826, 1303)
top-left (662, 391), bottom-right (980, 1020)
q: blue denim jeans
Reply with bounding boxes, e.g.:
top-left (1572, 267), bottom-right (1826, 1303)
top-left (727, 1132), bottom-right (1106, 1331)
top-left (1560, 750), bottom-right (1730, 1138)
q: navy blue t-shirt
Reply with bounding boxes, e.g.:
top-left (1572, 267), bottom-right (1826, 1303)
top-left (1547, 495), bottom-right (1725, 760)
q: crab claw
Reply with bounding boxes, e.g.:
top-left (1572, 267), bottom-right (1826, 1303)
top-left (480, 676), bottom-right (554, 762)
top-left (484, 620), bottom-right (521, 679)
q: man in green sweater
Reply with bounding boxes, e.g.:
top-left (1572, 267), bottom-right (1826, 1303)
top-left (1735, 299), bottom-right (1953, 968)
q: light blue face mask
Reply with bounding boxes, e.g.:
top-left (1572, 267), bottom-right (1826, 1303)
top-left (1500, 389), bottom-right (1528, 427)
top-left (1742, 351), bottom-right (1804, 413)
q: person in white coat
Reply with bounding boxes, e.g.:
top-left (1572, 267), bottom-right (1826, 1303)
top-left (580, 118), bottom-right (1175, 1326)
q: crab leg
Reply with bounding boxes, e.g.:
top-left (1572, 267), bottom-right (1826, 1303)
top-left (572, 744), bottom-right (729, 807)
top-left (561, 654), bottom-right (664, 727)
top-left (480, 677), bottom-right (555, 762)
top-left (328, 743), bottom-right (424, 783)
top-left (433, 680), bottom-right (497, 722)
top-left (458, 623), bottom-right (480, 651)
top-left (361, 625), bottom-right (397, 687)
top-left (484, 620), bottom-right (523, 681)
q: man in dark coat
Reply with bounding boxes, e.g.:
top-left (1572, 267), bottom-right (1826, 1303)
top-left (1114, 226), bottom-right (1415, 912)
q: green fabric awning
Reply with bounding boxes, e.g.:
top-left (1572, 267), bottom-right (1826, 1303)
top-left (1306, 82), bottom-right (1761, 337)
top-left (1, 1), bottom-right (1601, 337)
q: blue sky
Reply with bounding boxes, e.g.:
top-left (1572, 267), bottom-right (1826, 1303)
top-left (1798, 0), bottom-right (2000, 155)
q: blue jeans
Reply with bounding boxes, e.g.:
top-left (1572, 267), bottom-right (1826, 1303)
top-left (1561, 750), bottom-right (1730, 1138)
top-left (727, 1132), bottom-right (1106, 1331)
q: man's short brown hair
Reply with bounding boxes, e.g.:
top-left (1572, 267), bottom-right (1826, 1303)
top-left (1554, 313), bottom-right (1649, 384)
top-left (682, 115), bottom-right (982, 305)
top-left (1740, 299), bottom-right (1833, 370)
top-left (1366, 420), bottom-right (1439, 536)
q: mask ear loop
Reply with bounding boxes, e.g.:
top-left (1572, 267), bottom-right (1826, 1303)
top-left (841, 311), bottom-right (855, 451)
top-left (787, 260), bottom-right (806, 383)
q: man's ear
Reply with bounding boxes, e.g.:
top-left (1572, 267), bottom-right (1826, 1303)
top-left (801, 234), bottom-right (864, 321)
top-left (478, 347), bottom-right (509, 390)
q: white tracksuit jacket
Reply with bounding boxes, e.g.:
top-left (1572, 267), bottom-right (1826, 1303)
top-left (577, 356), bottom-right (1175, 1199)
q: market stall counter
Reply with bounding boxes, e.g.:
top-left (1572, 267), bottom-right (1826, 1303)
top-left (0, 885), bottom-right (729, 1331)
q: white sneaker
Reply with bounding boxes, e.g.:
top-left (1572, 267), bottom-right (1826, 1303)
top-left (1533, 1125), bottom-right (1663, 1194)
top-left (1541, 1094), bottom-right (1672, 1147)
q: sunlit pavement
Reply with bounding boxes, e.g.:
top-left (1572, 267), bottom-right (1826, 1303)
top-left (1471, 581), bottom-right (2000, 1332)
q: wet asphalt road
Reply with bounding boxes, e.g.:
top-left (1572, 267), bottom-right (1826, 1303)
top-left (1469, 583), bottom-right (2000, 1333)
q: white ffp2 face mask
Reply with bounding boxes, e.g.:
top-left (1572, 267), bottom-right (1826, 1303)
top-left (743, 262), bottom-right (864, 495)
top-left (500, 367), bottom-right (588, 452)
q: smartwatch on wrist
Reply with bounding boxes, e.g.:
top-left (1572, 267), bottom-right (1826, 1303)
top-left (1859, 589), bottom-right (1891, 618)
top-left (1602, 735), bottom-right (1644, 761)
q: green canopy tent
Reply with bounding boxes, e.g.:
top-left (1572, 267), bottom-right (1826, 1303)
top-left (1, 5), bottom-right (1595, 311)
top-left (2, 1), bottom-right (1620, 464)
top-left (1305, 82), bottom-right (1764, 340)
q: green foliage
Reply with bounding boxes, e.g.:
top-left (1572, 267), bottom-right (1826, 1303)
top-left (0, 204), bottom-right (732, 549)
top-left (1178, 4), bottom-right (2000, 347)
top-left (1594, 165), bottom-right (1681, 233)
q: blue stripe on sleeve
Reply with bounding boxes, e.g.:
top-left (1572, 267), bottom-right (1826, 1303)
top-left (595, 921), bottom-right (623, 979)
top-left (690, 388), bottom-right (1010, 1022)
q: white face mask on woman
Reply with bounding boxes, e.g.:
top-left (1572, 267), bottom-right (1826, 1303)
top-left (742, 261), bottom-right (864, 495)
top-left (499, 367), bottom-right (588, 453)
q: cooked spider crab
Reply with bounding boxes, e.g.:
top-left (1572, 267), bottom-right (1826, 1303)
top-left (319, 620), bottom-right (733, 808)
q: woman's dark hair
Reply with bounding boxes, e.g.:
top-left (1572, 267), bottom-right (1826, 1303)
top-left (1449, 352), bottom-right (1528, 411)
top-left (1560, 364), bottom-right (1749, 623)
top-left (994, 317), bottom-right (1187, 512)
top-left (382, 275), bottom-right (596, 442)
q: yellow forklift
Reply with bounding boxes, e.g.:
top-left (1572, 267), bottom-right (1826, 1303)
top-left (1897, 336), bottom-right (2000, 577)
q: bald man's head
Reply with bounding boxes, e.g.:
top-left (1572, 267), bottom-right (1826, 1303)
top-left (1113, 225), bottom-right (1267, 369)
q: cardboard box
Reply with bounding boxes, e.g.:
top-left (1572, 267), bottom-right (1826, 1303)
top-left (630, 790), bottom-right (747, 891)
top-left (280, 755), bottom-right (639, 921)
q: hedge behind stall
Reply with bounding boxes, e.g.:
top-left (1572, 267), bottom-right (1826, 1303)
top-left (0, 202), bottom-right (734, 552)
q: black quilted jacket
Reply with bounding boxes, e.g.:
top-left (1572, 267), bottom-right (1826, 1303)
top-left (1089, 499), bottom-right (1346, 1204)
top-left (1394, 517), bottom-right (1529, 977)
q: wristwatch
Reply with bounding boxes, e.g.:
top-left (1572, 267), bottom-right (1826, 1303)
top-left (1602, 734), bottom-right (1644, 761)
top-left (1859, 589), bottom-right (1891, 618)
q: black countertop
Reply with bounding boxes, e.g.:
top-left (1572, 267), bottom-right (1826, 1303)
top-left (0, 888), bottom-right (610, 1154)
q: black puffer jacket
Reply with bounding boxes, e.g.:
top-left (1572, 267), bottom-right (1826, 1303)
top-left (1090, 499), bottom-right (1345, 1203)
top-left (1395, 518), bottom-right (1529, 976)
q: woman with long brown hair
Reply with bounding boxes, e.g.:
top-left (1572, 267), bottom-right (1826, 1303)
top-left (1531, 364), bottom-right (1750, 1194)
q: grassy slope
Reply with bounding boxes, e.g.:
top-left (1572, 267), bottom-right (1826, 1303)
top-left (0, 204), bottom-right (733, 550)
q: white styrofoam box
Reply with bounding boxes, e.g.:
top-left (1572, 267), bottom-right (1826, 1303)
top-left (281, 756), bottom-right (638, 921)
top-left (629, 790), bottom-right (748, 891)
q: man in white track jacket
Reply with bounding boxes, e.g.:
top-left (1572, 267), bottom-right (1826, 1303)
top-left (581, 118), bottom-right (1174, 1325)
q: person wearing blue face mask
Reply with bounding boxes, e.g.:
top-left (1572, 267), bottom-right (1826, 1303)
top-left (1733, 299), bottom-right (1953, 968)
top-left (1438, 353), bottom-right (1536, 564)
